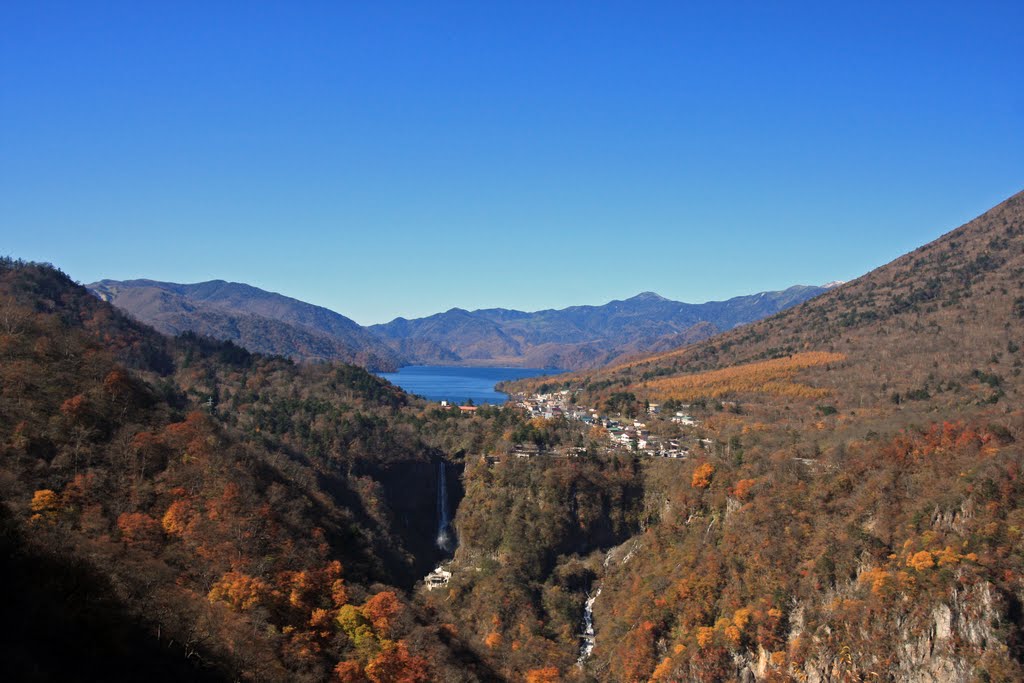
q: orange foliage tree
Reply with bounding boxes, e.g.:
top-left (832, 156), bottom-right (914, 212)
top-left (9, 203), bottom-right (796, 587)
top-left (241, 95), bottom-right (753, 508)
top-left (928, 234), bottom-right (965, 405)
top-left (732, 478), bottom-right (756, 501)
top-left (361, 591), bottom-right (401, 637)
top-left (364, 641), bottom-right (430, 683)
top-left (207, 571), bottom-right (269, 611)
top-left (161, 498), bottom-right (194, 536)
top-left (30, 489), bottom-right (60, 522)
top-left (525, 666), bottom-right (561, 683)
top-left (334, 660), bottom-right (366, 683)
top-left (691, 462), bottom-right (715, 489)
top-left (906, 551), bottom-right (935, 572)
top-left (116, 512), bottom-right (162, 549)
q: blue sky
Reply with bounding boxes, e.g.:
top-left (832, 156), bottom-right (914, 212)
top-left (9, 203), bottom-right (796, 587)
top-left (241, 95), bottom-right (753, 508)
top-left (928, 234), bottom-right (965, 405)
top-left (2, 2), bottom-right (1021, 324)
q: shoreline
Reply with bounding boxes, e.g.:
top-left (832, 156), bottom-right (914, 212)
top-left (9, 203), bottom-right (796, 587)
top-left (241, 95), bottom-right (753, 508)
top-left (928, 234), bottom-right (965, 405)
top-left (376, 365), bottom-right (560, 405)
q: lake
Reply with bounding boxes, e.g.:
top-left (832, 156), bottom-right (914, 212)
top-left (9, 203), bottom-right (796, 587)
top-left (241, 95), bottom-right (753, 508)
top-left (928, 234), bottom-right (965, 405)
top-left (377, 365), bottom-right (555, 405)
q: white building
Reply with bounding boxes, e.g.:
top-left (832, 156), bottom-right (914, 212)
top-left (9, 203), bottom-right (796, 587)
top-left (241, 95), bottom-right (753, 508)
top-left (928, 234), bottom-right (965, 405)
top-left (425, 565), bottom-right (452, 590)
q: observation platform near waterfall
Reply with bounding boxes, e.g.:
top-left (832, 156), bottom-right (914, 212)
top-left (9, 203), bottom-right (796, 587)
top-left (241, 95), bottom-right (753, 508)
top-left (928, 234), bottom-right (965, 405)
top-left (424, 564), bottom-right (452, 590)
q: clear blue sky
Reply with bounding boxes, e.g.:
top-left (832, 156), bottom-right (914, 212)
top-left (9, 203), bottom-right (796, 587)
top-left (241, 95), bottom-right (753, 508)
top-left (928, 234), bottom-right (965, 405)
top-left (2, 2), bottom-right (1021, 324)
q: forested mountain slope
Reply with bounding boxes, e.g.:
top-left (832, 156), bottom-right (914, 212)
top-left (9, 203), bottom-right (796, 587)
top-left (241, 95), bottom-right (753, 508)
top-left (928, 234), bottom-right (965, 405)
top-left (88, 279), bottom-right (403, 370)
top-left (496, 190), bottom-right (1024, 681)
top-left (3, 259), bottom-right (572, 681)
top-left (516, 189), bottom-right (1024, 412)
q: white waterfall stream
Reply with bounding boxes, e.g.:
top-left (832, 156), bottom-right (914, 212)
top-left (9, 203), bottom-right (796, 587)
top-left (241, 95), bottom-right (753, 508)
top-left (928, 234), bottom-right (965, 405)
top-left (576, 587), bottom-right (601, 665)
top-left (423, 461), bottom-right (456, 591)
top-left (436, 460), bottom-right (453, 551)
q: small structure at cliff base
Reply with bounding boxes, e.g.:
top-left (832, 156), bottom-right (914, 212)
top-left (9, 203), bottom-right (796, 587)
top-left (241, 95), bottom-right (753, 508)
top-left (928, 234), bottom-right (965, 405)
top-left (425, 564), bottom-right (452, 591)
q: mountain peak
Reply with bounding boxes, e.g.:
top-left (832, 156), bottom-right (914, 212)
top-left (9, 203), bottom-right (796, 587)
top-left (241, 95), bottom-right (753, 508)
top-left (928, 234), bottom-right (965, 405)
top-left (629, 291), bottom-right (668, 302)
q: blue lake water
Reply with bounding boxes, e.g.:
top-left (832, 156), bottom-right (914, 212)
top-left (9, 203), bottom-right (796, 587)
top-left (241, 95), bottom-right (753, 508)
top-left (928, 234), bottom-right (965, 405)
top-left (377, 365), bottom-right (555, 405)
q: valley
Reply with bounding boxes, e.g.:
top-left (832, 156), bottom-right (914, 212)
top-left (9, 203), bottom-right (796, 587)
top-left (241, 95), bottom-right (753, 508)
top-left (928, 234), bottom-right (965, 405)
top-left (6, 4), bottom-right (1021, 681)
top-left (3, 191), bottom-right (1024, 682)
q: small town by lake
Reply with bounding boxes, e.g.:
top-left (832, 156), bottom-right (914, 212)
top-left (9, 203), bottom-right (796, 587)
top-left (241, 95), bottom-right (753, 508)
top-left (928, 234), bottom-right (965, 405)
top-left (377, 365), bottom-right (554, 405)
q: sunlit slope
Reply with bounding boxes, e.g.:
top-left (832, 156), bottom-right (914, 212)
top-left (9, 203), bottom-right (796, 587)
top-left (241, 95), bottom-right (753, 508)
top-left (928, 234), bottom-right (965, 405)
top-left (513, 189), bottom-right (1024, 415)
top-left (555, 190), bottom-right (1024, 682)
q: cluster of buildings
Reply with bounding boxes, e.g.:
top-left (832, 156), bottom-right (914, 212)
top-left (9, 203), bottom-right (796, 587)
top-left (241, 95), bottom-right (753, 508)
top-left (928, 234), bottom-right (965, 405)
top-left (511, 391), bottom-right (701, 459)
top-left (438, 400), bottom-right (478, 414)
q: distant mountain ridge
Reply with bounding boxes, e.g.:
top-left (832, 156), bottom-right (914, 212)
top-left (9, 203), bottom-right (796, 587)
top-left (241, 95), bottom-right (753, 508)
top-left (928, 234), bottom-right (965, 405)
top-left (514, 188), bottom-right (1024, 407)
top-left (370, 284), bottom-right (833, 370)
top-left (88, 279), bottom-right (403, 370)
top-left (89, 278), bottom-right (834, 372)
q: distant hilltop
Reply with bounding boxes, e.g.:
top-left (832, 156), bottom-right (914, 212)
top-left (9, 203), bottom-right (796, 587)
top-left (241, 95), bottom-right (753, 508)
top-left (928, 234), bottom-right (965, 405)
top-left (89, 278), bottom-right (835, 372)
top-left (368, 285), bottom-right (834, 370)
top-left (87, 278), bottom-right (403, 371)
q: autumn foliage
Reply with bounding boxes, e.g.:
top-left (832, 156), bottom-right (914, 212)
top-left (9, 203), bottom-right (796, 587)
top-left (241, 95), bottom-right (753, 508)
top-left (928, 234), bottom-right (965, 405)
top-left (691, 462), bottom-right (715, 489)
top-left (0, 261), bottom-right (463, 681)
top-left (525, 666), bottom-right (561, 683)
top-left (361, 591), bottom-right (401, 637)
top-left (643, 351), bottom-right (844, 401)
top-left (364, 641), bottom-right (430, 683)
top-left (5, 187), bottom-right (1024, 683)
top-left (116, 512), bottom-right (162, 549)
top-left (29, 489), bottom-right (60, 523)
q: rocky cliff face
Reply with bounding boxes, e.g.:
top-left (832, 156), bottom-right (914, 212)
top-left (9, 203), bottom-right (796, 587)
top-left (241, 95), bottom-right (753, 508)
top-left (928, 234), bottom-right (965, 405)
top-left (771, 581), bottom-right (1020, 683)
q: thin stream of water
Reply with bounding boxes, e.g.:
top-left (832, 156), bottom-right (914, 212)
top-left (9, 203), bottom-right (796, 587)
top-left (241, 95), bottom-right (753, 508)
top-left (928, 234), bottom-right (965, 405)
top-left (436, 460), bottom-right (452, 551)
top-left (577, 587), bottom-right (601, 665)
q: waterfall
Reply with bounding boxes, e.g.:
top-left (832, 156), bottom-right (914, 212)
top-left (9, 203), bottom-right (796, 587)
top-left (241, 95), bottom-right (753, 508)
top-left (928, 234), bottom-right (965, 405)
top-left (576, 587), bottom-right (601, 666)
top-left (436, 460), bottom-right (453, 551)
